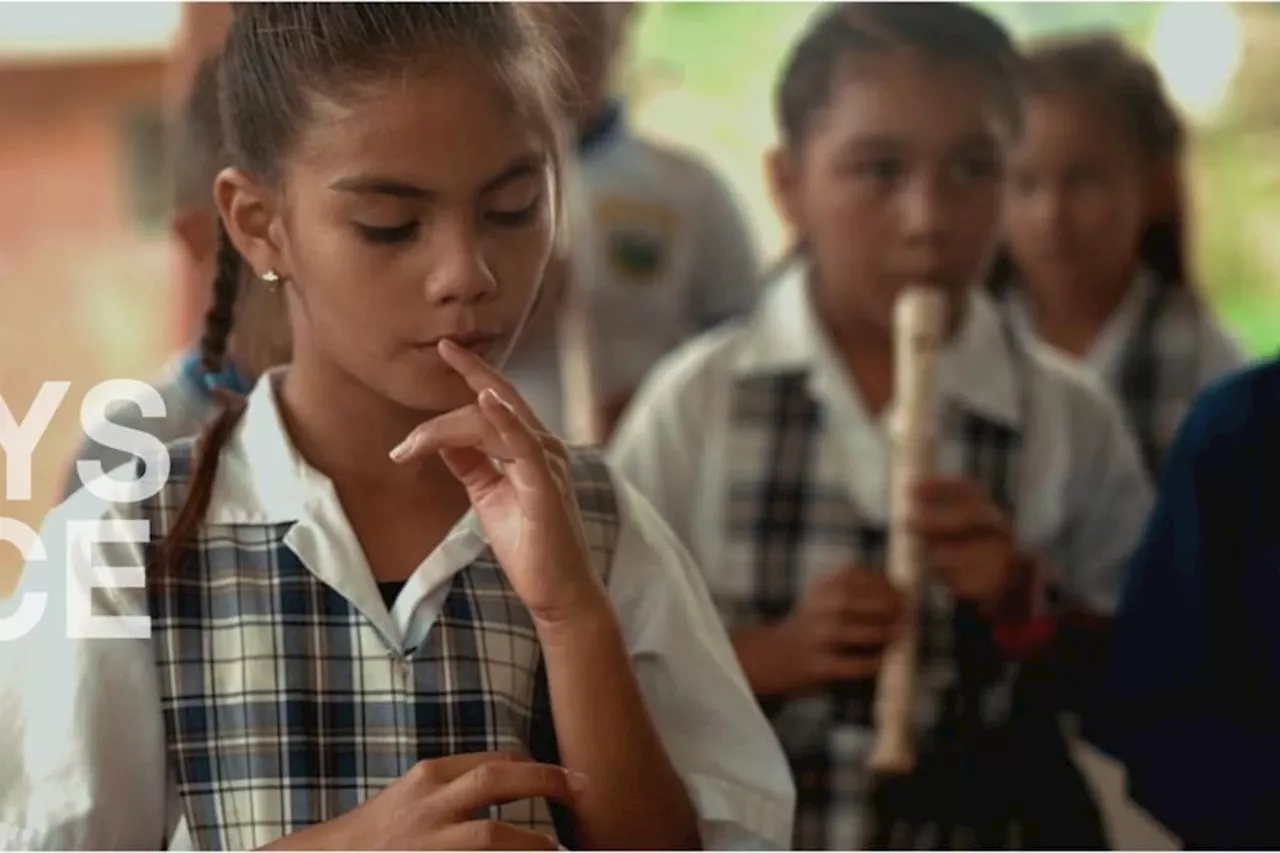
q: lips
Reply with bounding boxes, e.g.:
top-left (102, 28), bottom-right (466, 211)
top-left (414, 331), bottom-right (502, 356)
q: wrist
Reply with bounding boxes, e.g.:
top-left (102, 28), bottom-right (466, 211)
top-left (989, 554), bottom-right (1062, 661)
top-left (530, 585), bottom-right (618, 649)
top-left (992, 551), bottom-right (1037, 619)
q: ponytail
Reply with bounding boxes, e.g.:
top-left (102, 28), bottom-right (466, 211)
top-left (157, 220), bottom-right (249, 576)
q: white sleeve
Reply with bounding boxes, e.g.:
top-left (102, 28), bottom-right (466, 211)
top-left (0, 495), bottom-right (172, 849)
top-left (604, 473), bottom-right (795, 850)
top-left (1060, 381), bottom-right (1156, 614)
top-left (607, 338), bottom-right (722, 552)
top-left (686, 165), bottom-right (760, 331)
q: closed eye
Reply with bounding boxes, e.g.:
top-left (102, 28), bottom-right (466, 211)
top-left (356, 222), bottom-right (419, 244)
top-left (485, 194), bottom-right (543, 228)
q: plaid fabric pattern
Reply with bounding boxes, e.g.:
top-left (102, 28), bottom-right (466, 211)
top-left (720, 370), bottom-right (1031, 850)
top-left (1117, 283), bottom-right (1205, 477)
top-left (142, 441), bottom-right (620, 851)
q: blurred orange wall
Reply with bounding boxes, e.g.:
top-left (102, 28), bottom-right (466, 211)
top-left (0, 56), bottom-right (174, 593)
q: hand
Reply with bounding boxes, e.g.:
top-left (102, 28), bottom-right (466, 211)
top-left (734, 566), bottom-right (903, 697)
top-left (909, 476), bottom-right (1025, 614)
top-left (390, 340), bottom-right (607, 627)
top-left (262, 752), bottom-right (583, 850)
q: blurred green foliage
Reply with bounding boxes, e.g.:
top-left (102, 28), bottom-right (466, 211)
top-left (627, 2), bottom-right (1279, 356)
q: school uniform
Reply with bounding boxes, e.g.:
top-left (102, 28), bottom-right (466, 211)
top-left (504, 101), bottom-right (760, 435)
top-left (0, 370), bottom-right (795, 850)
top-left (1002, 267), bottom-right (1248, 476)
top-left (1086, 358), bottom-right (1280, 848)
top-left (61, 348), bottom-right (249, 500)
top-left (609, 265), bottom-right (1155, 849)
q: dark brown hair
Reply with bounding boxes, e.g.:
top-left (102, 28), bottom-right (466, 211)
top-left (992, 33), bottom-right (1190, 293)
top-left (764, 2), bottom-right (1021, 284)
top-left (776, 2), bottom-right (1021, 151)
top-left (159, 3), bottom-right (566, 574)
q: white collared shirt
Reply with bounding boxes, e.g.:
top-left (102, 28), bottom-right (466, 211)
top-left (0, 373), bottom-right (795, 850)
top-left (1006, 268), bottom-right (1247, 390)
top-left (609, 266), bottom-right (1155, 616)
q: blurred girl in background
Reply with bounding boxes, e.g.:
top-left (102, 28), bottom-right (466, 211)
top-left (612, 4), bottom-right (1152, 848)
top-left (994, 34), bottom-right (1247, 476)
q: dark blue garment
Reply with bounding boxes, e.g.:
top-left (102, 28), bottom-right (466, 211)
top-left (1085, 357), bottom-right (1280, 848)
top-left (576, 99), bottom-right (625, 158)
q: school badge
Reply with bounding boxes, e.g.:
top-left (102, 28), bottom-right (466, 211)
top-left (594, 196), bottom-right (679, 285)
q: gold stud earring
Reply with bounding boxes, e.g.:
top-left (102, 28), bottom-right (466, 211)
top-left (262, 269), bottom-right (281, 291)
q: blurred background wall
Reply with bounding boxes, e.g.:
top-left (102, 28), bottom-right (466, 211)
top-left (1, 0), bottom-right (1276, 594)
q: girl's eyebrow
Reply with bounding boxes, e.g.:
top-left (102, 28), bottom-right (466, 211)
top-left (328, 152), bottom-right (547, 199)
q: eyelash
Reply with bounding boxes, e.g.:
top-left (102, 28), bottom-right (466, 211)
top-left (851, 157), bottom-right (1000, 185)
top-left (486, 196), bottom-right (542, 227)
top-left (358, 222), bottom-right (419, 245)
top-left (355, 196), bottom-right (541, 246)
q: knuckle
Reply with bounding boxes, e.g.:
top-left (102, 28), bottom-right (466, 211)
top-left (469, 761), bottom-right (501, 793)
top-left (408, 758), bottom-right (440, 787)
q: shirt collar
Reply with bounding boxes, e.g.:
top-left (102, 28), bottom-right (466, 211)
top-left (205, 368), bottom-right (314, 524)
top-left (734, 263), bottom-right (1023, 428)
top-left (1008, 266), bottom-right (1157, 381)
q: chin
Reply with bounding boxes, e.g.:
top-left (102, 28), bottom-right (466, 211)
top-left (385, 368), bottom-right (477, 416)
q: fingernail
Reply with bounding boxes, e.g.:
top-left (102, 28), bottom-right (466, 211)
top-left (480, 387), bottom-right (515, 413)
top-left (564, 769), bottom-right (588, 795)
top-left (389, 434), bottom-right (417, 462)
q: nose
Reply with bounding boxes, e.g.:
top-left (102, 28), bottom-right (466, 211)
top-left (1032, 188), bottom-right (1067, 232)
top-left (899, 172), bottom-right (951, 249)
top-left (1013, 180), bottom-right (1065, 234)
top-left (422, 216), bottom-right (497, 306)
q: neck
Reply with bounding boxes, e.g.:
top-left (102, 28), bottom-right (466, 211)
top-left (817, 283), bottom-right (967, 418)
top-left (818, 291), bottom-right (897, 418)
top-left (278, 352), bottom-right (454, 493)
top-left (1024, 269), bottom-right (1136, 358)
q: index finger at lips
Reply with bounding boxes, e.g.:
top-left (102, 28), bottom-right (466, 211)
top-left (437, 340), bottom-right (548, 431)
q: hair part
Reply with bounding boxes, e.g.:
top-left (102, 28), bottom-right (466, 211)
top-left (160, 2), bottom-right (569, 575)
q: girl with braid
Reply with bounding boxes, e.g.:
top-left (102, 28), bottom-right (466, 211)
top-left (993, 34), bottom-right (1248, 477)
top-left (611, 4), bottom-right (1152, 848)
top-left (0, 4), bottom-right (793, 849)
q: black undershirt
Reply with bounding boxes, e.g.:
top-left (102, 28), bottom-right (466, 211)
top-left (377, 580), bottom-right (406, 610)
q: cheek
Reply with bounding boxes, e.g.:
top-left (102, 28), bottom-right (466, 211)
top-left (805, 183), bottom-right (886, 261)
top-left (482, 217), bottom-right (556, 306)
top-left (1069, 185), bottom-right (1146, 256)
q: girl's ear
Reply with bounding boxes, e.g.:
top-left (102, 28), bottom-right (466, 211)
top-left (766, 146), bottom-right (805, 241)
top-left (214, 167), bottom-right (291, 280)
